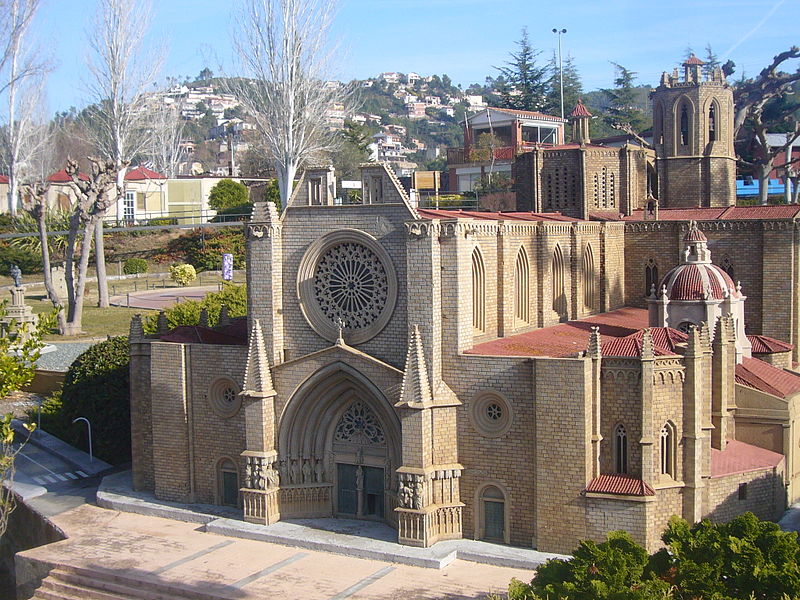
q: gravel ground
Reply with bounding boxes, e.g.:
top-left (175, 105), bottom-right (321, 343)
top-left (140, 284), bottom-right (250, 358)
top-left (36, 342), bottom-right (95, 372)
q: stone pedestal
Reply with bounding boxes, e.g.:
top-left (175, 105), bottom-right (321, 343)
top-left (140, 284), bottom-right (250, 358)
top-left (1, 286), bottom-right (38, 341)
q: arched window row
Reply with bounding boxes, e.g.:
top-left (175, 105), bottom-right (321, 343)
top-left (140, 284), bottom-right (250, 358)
top-left (552, 245), bottom-right (567, 320)
top-left (582, 244), bottom-right (597, 312)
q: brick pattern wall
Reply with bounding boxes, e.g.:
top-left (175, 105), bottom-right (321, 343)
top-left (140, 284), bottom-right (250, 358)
top-left (585, 497), bottom-right (648, 547)
top-left (130, 341), bottom-right (154, 491)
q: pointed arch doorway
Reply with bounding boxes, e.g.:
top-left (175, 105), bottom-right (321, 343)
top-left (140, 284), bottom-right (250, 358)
top-left (278, 362), bottom-right (402, 526)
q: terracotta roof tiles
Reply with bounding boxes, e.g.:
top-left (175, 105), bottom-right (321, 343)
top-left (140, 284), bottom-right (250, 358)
top-left (586, 474), bottom-right (655, 496)
top-left (417, 209), bottom-right (578, 222)
top-left (735, 357), bottom-right (800, 399)
top-left (710, 439), bottom-right (783, 478)
top-left (748, 334), bottom-right (793, 354)
top-left (570, 99), bottom-right (592, 118)
top-left (684, 55), bottom-right (705, 65)
top-left (125, 166), bottom-right (166, 181)
top-left (47, 169), bottom-right (89, 183)
top-left (625, 206), bottom-right (800, 222)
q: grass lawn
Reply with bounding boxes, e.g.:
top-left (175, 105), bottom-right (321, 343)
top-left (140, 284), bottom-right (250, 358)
top-left (25, 289), bottom-right (155, 341)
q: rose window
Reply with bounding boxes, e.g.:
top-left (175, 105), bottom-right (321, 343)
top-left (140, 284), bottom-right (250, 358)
top-left (334, 402), bottom-right (386, 445)
top-left (313, 242), bottom-right (389, 330)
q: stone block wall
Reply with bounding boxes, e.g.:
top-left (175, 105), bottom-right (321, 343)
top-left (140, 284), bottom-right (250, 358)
top-left (585, 496), bottom-right (649, 548)
top-left (130, 339), bottom-right (154, 491)
top-left (707, 466), bottom-right (785, 523)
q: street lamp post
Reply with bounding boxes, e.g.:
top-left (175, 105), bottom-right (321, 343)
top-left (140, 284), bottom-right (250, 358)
top-left (552, 28), bottom-right (567, 120)
top-left (72, 417), bottom-right (93, 463)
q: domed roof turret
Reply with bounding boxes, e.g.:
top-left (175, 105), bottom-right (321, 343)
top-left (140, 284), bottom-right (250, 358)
top-left (656, 222), bottom-right (740, 301)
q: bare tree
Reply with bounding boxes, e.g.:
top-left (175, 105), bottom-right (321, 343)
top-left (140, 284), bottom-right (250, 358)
top-left (147, 101), bottom-right (186, 178)
top-left (83, 0), bottom-right (161, 307)
top-left (732, 47), bottom-right (800, 204)
top-left (229, 0), bottom-right (354, 205)
top-left (62, 157), bottom-right (119, 335)
top-left (0, 0), bottom-right (45, 216)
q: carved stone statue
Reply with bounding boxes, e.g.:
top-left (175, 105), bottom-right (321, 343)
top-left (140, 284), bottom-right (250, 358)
top-left (9, 264), bottom-right (22, 288)
top-left (314, 458), bottom-right (324, 483)
top-left (398, 481), bottom-right (414, 508)
top-left (355, 465), bottom-right (364, 490)
top-left (290, 458), bottom-right (301, 484)
top-left (301, 459), bottom-right (312, 484)
top-left (265, 463), bottom-right (280, 489)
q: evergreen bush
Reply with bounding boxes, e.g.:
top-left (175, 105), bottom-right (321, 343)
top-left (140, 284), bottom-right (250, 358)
top-left (122, 258), bottom-right (149, 275)
top-left (170, 263), bottom-right (197, 286)
top-left (143, 283), bottom-right (246, 333)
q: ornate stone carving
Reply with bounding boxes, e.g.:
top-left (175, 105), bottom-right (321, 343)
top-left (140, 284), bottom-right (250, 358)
top-left (313, 242), bottom-right (389, 330)
top-left (334, 401), bottom-right (386, 445)
top-left (397, 473), bottom-right (424, 509)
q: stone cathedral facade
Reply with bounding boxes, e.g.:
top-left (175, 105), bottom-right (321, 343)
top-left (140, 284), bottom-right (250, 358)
top-left (129, 57), bottom-right (800, 554)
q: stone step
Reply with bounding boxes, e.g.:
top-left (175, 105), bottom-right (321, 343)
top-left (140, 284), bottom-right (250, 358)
top-left (48, 566), bottom-right (235, 600)
top-left (39, 576), bottom-right (132, 600)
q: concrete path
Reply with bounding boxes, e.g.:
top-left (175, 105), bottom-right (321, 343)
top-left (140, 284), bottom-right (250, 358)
top-left (109, 285), bottom-right (219, 310)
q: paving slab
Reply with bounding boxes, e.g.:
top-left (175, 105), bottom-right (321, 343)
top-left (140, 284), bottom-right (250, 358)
top-left (98, 470), bottom-right (566, 571)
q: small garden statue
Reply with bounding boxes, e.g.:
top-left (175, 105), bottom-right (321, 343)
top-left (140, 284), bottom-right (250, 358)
top-left (9, 264), bottom-right (22, 288)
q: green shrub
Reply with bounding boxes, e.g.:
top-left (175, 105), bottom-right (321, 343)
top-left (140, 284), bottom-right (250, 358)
top-left (507, 514), bottom-right (800, 600)
top-left (147, 217), bottom-right (178, 226)
top-left (170, 263), bottom-right (197, 286)
top-left (143, 283), bottom-right (246, 333)
top-left (208, 178), bottom-right (249, 211)
top-left (122, 258), bottom-right (149, 275)
top-left (0, 241), bottom-right (42, 274)
top-left (154, 228), bottom-right (245, 272)
top-left (34, 337), bottom-right (131, 465)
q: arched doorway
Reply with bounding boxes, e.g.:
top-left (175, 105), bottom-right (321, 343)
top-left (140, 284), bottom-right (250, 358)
top-left (278, 362), bottom-right (402, 525)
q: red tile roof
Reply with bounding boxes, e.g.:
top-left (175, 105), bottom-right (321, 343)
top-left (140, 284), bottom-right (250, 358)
top-left (48, 169), bottom-right (89, 182)
top-left (125, 166), bottom-right (166, 181)
top-left (603, 327), bottom-right (687, 357)
top-left (684, 54), bottom-right (705, 65)
top-left (586, 474), bottom-right (655, 496)
top-left (160, 325), bottom-right (247, 346)
top-left (711, 439), bottom-right (783, 478)
top-left (662, 263), bottom-right (736, 301)
top-left (468, 307), bottom-right (652, 358)
top-left (626, 206), bottom-right (800, 222)
top-left (683, 226), bottom-right (707, 242)
top-left (417, 209), bottom-right (578, 222)
top-left (735, 357), bottom-right (800, 399)
top-left (589, 210), bottom-right (624, 221)
top-left (570, 99), bottom-right (592, 118)
top-left (748, 335), bottom-right (793, 354)
top-left (0, 175), bottom-right (8, 184)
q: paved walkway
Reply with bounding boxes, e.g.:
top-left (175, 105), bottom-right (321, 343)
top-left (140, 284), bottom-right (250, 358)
top-left (18, 503), bottom-right (533, 600)
top-left (109, 285), bottom-right (219, 310)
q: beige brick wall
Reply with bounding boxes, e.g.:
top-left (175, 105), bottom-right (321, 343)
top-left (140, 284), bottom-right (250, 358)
top-left (707, 466), bottom-right (785, 523)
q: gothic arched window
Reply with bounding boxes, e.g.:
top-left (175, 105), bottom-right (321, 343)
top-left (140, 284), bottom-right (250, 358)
top-left (514, 247), bottom-right (530, 325)
top-left (645, 259), bottom-right (659, 297)
top-left (660, 421), bottom-right (677, 478)
top-left (654, 101), bottom-right (664, 145)
top-left (552, 245), bottom-right (567, 320)
top-left (708, 103), bottom-right (717, 142)
top-left (680, 104), bottom-right (689, 146)
top-left (472, 247), bottom-right (486, 333)
top-left (582, 244), bottom-right (597, 312)
top-left (614, 424), bottom-right (628, 474)
top-left (722, 255), bottom-right (734, 280)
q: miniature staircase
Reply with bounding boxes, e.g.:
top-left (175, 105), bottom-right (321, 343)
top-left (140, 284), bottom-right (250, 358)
top-left (31, 565), bottom-right (235, 600)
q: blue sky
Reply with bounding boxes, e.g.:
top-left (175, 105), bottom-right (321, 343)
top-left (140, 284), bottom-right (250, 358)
top-left (35, 0), bottom-right (799, 114)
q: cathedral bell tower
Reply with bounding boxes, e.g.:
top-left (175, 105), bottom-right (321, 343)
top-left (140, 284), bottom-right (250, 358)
top-left (651, 54), bottom-right (736, 208)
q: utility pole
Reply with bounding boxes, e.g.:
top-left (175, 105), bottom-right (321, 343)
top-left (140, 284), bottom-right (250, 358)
top-left (552, 28), bottom-right (567, 119)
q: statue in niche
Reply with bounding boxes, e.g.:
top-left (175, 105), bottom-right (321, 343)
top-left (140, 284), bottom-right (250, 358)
top-left (290, 458), bottom-right (301, 484)
top-left (301, 459), bottom-right (312, 484)
top-left (355, 465), bottom-right (363, 491)
top-left (265, 463), bottom-right (280, 489)
top-left (279, 459), bottom-right (288, 482)
top-left (314, 458), bottom-right (324, 483)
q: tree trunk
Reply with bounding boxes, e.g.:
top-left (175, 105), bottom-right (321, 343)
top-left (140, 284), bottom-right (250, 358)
top-left (37, 211), bottom-right (66, 334)
top-left (95, 218), bottom-right (109, 307)
top-left (65, 218), bottom-right (96, 335)
top-left (758, 163), bottom-right (772, 205)
top-left (277, 163), bottom-right (297, 209)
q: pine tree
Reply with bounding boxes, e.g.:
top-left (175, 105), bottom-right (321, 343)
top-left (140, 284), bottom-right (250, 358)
top-left (603, 62), bottom-right (647, 132)
top-left (545, 51), bottom-right (583, 117)
top-left (495, 28), bottom-right (548, 112)
top-left (703, 43), bottom-right (720, 79)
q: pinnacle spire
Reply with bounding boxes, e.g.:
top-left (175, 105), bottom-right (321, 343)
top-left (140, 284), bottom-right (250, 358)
top-left (641, 328), bottom-right (654, 359)
top-left (399, 325), bottom-right (433, 407)
top-left (588, 326), bottom-right (602, 358)
top-left (242, 319), bottom-right (275, 397)
top-left (129, 314), bottom-right (143, 342)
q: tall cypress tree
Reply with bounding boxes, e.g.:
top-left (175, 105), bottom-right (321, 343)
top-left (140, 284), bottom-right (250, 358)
top-left (495, 28), bottom-right (548, 112)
